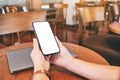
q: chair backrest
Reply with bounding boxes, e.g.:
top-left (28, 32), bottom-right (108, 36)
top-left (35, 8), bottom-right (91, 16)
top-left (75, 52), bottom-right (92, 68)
top-left (76, 2), bottom-right (88, 8)
top-left (6, 6), bottom-right (18, 13)
top-left (109, 4), bottom-right (120, 22)
top-left (2, 5), bottom-right (28, 13)
top-left (53, 3), bottom-right (68, 20)
top-left (0, 7), bottom-right (5, 14)
top-left (94, 1), bottom-right (107, 6)
top-left (0, 8), bottom-right (3, 14)
top-left (110, 4), bottom-right (119, 16)
top-left (76, 1), bottom-right (107, 8)
top-left (0, 11), bottom-right (46, 35)
top-left (77, 6), bottom-right (105, 27)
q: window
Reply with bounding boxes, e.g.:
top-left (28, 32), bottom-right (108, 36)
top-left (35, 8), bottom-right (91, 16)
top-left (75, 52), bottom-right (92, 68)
top-left (84, 0), bottom-right (101, 2)
top-left (0, 0), bottom-right (27, 5)
top-left (10, 0), bottom-right (26, 5)
top-left (41, 0), bottom-right (63, 4)
top-left (0, 0), bottom-right (7, 5)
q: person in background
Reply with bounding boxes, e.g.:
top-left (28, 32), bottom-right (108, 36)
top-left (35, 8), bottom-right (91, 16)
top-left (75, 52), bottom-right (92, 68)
top-left (31, 38), bottom-right (120, 80)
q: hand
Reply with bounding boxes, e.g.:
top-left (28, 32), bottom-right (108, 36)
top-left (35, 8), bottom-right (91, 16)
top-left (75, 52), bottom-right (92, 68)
top-left (31, 38), bottom-right (50, 72)
top-left (50, 37), bottom-right (74, 68)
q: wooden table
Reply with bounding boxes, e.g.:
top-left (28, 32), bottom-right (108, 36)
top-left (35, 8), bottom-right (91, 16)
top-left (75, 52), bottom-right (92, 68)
top-left (109, 22), bottom-right (120, 35)
top-left (0, 42), bottom-right (109, 80)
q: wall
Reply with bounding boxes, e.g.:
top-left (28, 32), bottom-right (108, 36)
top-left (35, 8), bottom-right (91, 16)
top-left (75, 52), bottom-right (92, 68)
top-left (31, 0), bottom-right (41, 10)
top-left (63, 0), bottom-right (79, 25)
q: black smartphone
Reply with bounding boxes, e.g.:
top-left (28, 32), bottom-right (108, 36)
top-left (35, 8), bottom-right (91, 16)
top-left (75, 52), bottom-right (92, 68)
top-left (32, 21), bottom-right (60, 55)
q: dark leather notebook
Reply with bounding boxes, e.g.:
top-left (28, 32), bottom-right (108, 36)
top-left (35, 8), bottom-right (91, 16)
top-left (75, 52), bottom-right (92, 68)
top-left (6, 47), bottom-right (33, 73)
top-left (6, 47), bottom-right (77, 73)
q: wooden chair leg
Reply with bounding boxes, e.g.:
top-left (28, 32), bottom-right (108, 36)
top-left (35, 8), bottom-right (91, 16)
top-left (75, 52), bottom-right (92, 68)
top-left (53, 22), bottom-right (57, 35)
top-left (28, 31), bottom-right (32, 42)
top-left (64, 28), bottom-right (67, 42)
top-left (17, 32), bottom-right (21, 43)
top-left (11, 33), bottom-right (14, 45)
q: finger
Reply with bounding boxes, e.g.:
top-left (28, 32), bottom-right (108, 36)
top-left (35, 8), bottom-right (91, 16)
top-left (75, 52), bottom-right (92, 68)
top-left (55, 37), bottom-right (66, 49)
top-left (33, 38), bottom-right (39, 49)
top-left (55, 37), bottom-right (62, 46)
top-left (45, 55), bottom-right (52, 61)
top-left (50, 54), bottom-right (59, 63)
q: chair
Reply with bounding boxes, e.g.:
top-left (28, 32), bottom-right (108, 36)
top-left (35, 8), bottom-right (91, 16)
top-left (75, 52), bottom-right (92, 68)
top-left (77, 6), bottom-right (105, 34)
top-left (2, 5), bottom-right (30, 44)
top-left (109, 3), bottom-right (120, 22)
top-left (94, 1), bottom-right (107, 6)
top-left (0, 7), bottom-right (6, 48)
top-left (75, 2), bottom-right (88, 28)
top-left (2, 5), bottom-right (28, 13)
top-left (61, 2), bottom-right (87, 44)
top-left (0, 8), bottom-right (2, 13)
top-left (76, 2), bottom-right (88, 8)
top-left (82, 34), bottom-right (120, 66)
top-left (64, 2), bottom-right (88, 44)
top-left (0, 7), bottom-right (5, 14)
top-left (0, 11), bottom-right (46, 45)
top-left (47, 3), bottom-right (68, 36)
top-left (76, 1), bottom-right (107, 7)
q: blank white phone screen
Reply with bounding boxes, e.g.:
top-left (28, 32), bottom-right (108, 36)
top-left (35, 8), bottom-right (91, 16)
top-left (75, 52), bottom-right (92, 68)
top-left (33, 22), bottom-right (59, 55)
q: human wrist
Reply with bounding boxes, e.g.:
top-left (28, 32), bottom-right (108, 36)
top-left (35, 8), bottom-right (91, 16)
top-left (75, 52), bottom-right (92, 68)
top-left (62, 57), bottom-right (75, 69)
top-left (34, 69), bottom-right (49, 75)
top-left (33, 69), bottom-right (51, 80)
top-left (34, 66), bottom-right (44, 73)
